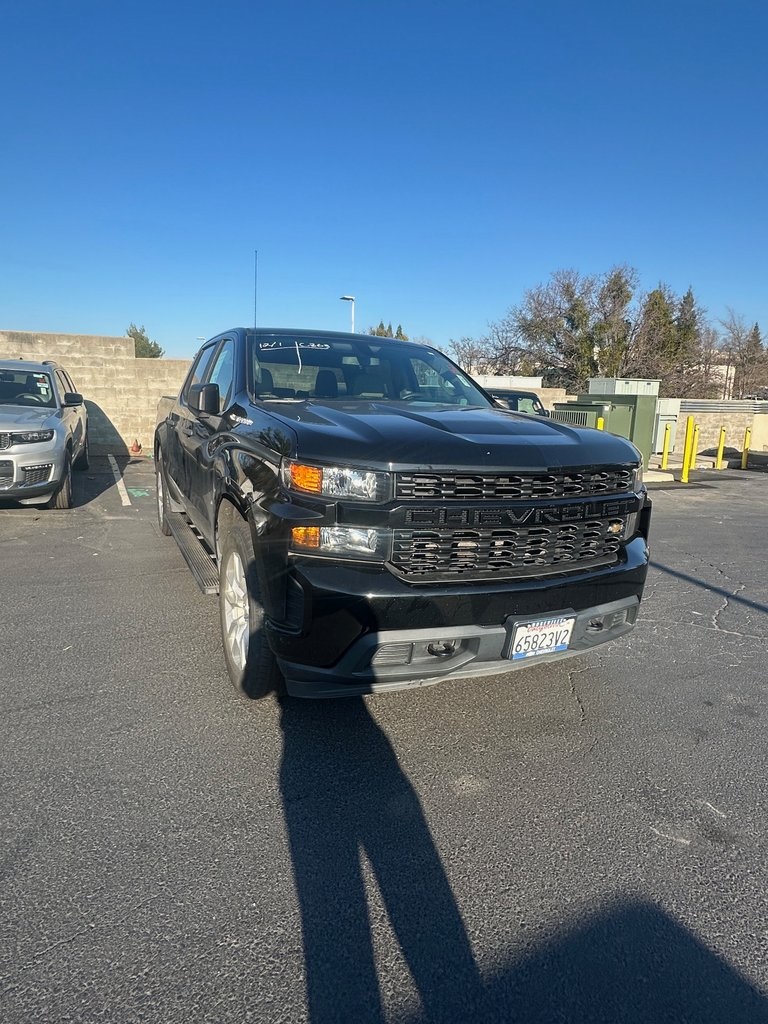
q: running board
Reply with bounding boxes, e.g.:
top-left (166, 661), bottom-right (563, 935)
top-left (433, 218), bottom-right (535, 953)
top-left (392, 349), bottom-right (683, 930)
top-left (167, 512), bottom-right (219, 595)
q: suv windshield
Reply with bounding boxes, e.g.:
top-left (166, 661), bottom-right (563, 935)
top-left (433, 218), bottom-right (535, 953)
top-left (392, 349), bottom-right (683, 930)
top-left (491, 390), bottom-right (546, 415)
top-left (0, 370), bottom-right (57, 409)
top-left (247, 335), bottom-right (492, 407)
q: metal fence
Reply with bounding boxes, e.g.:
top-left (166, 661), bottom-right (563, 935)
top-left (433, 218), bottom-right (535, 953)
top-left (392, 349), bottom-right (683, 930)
top-left (680, 400), bottom-right (768, 414)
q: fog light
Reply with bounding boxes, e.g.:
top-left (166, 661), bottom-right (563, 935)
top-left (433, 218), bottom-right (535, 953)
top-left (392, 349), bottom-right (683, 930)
top-left (371, 642), bottom-right (413, 666)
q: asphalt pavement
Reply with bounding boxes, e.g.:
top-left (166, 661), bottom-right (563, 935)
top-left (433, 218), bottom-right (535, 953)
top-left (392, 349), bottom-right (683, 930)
top-left (1, 459), bottom-right (768, 1023)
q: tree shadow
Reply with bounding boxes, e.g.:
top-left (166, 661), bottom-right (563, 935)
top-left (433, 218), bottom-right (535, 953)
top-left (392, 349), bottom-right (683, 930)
top-left (278, 695), bottom-right (483, 1023)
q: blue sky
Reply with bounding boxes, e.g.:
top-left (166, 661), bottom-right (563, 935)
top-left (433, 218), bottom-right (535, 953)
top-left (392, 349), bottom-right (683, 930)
top-left (2, 0), bottom-right (767, 358)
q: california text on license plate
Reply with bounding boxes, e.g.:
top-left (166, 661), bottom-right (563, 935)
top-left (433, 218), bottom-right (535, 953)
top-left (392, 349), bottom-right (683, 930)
top-left (510, 616), bottom-right (576, 660)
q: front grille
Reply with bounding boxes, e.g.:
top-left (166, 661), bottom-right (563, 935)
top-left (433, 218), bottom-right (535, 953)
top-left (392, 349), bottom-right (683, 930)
top-left (0, 460), bottom-right (13, 489)
top-left (395, 468), bottom-right (634, 501)
top-left (23, 464), bottom-right (53, 486)
top-left (0, 433), bottom-right (10, 451)
top-left (391, 521), bottom-right (622, 581)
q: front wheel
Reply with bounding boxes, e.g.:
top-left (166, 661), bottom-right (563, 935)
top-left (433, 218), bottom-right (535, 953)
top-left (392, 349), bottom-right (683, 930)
top-left (48, 452), bottom-right (73, 509)
top-left (156, 450), bottom-right (172, 536)
top-left (74, 429), bottom-right (89, 470)
top-left (218, 514), bottom-right (284, 699)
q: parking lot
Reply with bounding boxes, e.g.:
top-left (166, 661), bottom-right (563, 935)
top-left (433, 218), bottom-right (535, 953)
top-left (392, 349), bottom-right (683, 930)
top-left (2, 460), bottom-right (768, 1023)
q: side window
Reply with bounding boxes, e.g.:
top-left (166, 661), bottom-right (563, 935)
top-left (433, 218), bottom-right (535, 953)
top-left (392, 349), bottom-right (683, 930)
top-left (206, 339), bottom-right (235, 413)
top-left (54, 370), bottom-right (69, 402)
top-left (63, 370), bottom-right (77, 393)
top-left (182, 344), bottom-right (217, 403)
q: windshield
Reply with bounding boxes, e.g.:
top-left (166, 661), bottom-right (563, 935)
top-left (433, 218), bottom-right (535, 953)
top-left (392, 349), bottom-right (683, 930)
top-left (247, 335), bottom-right (493, 408)
top-left (0, 369), bottom-right (57, 408)
top-left (492, 391), bottom-right (545, 415)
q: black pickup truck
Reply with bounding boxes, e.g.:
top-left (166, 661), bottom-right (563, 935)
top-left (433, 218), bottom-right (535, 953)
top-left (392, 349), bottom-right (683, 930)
top-left (155, 328), bottom-right (650, 699)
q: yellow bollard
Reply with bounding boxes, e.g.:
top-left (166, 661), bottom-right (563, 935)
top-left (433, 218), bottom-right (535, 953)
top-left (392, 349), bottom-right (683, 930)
top-left (690, 425), bottom-right (700, 472)
top-left (742, 427), bottom-right (752, 470)
top-left (596, 416), bottom-right (605, 430)
top-left (660, 423), bottom-right (671, 470)
top-left (716, 426), bottom-right (726, 470)
top-left (680, 416), bottom-right (695, 484)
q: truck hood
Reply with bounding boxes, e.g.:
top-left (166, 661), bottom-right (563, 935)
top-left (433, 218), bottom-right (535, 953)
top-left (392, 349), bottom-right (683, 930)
top-left (258, 401), bottom-right (640, 471)
top-left (0, 406), bottom-right (58, 429)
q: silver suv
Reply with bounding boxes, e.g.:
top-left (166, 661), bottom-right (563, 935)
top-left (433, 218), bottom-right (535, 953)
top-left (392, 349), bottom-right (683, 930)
top-left (0, 359), bottom-right (89, 508)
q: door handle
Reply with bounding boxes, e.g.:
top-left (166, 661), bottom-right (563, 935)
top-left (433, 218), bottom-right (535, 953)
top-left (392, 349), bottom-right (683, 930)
top-left (182, 425), bottom-right (194, 437)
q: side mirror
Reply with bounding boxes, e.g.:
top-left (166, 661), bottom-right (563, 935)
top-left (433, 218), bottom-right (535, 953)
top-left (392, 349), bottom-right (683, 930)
top-left (188, 382), bottom-right (220, 415)
top-left (63, 392), bottom-right (84, 407)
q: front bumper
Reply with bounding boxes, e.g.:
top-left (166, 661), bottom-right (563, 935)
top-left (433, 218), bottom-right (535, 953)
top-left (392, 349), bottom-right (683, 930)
top-left (0, 443), bottom-right (64, 503)
top-left (267, 533), bottom-right (650, 698)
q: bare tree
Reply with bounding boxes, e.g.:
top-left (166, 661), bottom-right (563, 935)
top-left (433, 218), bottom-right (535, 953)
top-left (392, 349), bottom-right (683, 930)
top-left (448, 336), bottom-right (497, 374)
top-left (720, 310), bottom-right (767, 398)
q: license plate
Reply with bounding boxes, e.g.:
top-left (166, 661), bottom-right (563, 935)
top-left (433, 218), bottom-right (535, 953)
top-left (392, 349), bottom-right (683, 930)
top-left (510, 616), bottom-right (576, 660)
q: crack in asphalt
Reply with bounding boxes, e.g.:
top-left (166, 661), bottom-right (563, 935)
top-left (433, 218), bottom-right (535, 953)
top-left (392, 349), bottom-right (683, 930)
top-left (712, 585), bottom-right (747, 633)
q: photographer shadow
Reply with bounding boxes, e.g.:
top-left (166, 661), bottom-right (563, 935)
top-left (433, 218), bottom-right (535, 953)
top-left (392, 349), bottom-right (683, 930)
top-left (278, 695), bottom-right (483, 1023)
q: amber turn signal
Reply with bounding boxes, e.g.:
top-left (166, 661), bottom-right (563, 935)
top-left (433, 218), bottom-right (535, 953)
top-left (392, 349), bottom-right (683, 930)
top-left (289, 463), bottom-right (323, 494)
top-left (291, 526), bottom-right (321, 548)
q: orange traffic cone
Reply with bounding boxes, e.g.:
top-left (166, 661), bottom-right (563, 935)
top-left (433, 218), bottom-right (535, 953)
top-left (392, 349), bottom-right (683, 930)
top-left (129, 439), bottom-right (143, 455)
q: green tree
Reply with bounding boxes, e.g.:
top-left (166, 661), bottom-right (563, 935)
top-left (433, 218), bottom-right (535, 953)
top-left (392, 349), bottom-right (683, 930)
top-left (723, 316), bottom-right (768, 397)
top-left (493, 267), bottom-right (638, 390)
top-left (127, 322), bottom-right (164, 358)
top-left (632, 287), bottom-right (678, 395)
top-left (591, 265), bottom-right (638, 378)
top-left (368, 321), bottom-right (404, 339)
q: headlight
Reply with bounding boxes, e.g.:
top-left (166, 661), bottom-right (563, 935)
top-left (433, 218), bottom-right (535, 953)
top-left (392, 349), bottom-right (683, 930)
top-left (11, 429), bottom-right (55, 444)
top-left (291, 525), bottom-right (390, 560)
top-left (281, 459), bottom-right (390, 501)
top-left (632, 463), bottom-right (644, 493)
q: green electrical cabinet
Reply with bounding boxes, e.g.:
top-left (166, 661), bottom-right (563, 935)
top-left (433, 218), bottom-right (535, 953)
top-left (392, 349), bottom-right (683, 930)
top-left (551, 394), bottom-right (658, 468)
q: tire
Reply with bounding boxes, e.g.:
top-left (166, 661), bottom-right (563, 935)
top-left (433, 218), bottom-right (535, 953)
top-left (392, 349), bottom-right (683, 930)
top-left (218, 513), bottom-right (284, 699)
top-left (74, 429), bottom-right (89, 470)
top-left (48, 452), bottom-right (73, 509)
top-left (156, 449), bottom-right (172, 536)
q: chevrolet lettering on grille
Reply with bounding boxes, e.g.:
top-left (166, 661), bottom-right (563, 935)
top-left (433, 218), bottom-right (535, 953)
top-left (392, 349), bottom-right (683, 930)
top-left (394, 498), bottom-right (640, 529)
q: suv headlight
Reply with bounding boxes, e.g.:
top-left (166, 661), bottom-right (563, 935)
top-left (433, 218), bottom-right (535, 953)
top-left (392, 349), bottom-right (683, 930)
top-left (11, 429), bottom-right (55, 444)
top-left (632, 463), bottom-right (644, 493)
top-left (281, 459), bottom-right (390, 501)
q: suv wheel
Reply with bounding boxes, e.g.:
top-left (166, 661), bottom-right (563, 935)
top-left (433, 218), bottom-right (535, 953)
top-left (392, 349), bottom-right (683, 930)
top-left (218, 514), bottom-right (284, 699)
top-left (48, 452), bottom-right (73, 509)
top-left (74, 429), bottom-right (90, 470)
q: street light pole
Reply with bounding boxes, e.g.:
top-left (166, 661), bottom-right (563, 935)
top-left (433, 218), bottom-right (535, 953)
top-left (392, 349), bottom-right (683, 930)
top-left (340, 295), bottom-right (355, 333)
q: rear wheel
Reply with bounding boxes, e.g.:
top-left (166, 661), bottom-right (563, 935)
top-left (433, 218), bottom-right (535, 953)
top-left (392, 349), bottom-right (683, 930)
top-left (156, 450), bottom-right (172, 536)
top-left (48, 452), bottom-right (73, 509)
top-left (218, 514), bottom-right (284, 698)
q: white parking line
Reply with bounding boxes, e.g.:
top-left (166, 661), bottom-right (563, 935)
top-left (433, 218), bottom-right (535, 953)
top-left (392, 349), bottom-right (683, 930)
top-left (107, 454), bottom-right (132, 506)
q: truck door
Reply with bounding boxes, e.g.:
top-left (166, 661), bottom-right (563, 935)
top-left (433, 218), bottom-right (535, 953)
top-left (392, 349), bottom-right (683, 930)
top-left (179, 336), bottom-right (236, 544)
top-left (167, 342), bottom-right (217, 506)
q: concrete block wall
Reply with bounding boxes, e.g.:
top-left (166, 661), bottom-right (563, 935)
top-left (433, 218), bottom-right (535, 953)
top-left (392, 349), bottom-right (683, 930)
top-left (0, 331), bottom-right (191, 451)
top-left (674, 412), bottom-right (755, 454)
top-left (750, 414), bottom-right (768, 452)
